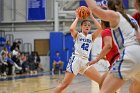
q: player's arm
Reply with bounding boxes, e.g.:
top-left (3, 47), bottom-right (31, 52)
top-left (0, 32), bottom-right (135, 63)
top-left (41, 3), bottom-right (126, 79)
top-left (69, 11), bottom-right (79, 39)
top-left (87, 35), bottom-right (112, 66)
top-left (90, 13), bottom-right (102, 41)
top-left (96, 36), bottom-right (112, 61)
top-left (85, 0), bottom-right (119, 27)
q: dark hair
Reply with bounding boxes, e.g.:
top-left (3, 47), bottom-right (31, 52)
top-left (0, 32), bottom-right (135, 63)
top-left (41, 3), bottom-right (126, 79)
top-left (101, 20), bottom-right (110, 28)
top-left (137, 0), bottom-right (140, 9)
top-left (1, 51), bottom-right (6, 56)
top-left (81, 20), bottom-right (89, 25)
top-left (55, 51), bottom-right (59, 54)
top-left (17, 41), bottom-right (21, 44)
top-left (108, 0), bottom-right (138, 31)
top-left (137, 0), bottom-right (140, 3)
top-left (34, 51), bottom-right (39, 56)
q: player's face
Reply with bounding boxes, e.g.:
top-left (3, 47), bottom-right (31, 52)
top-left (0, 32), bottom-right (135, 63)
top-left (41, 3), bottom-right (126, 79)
top-left (101, 21), bottom-right (105, 29)
top-left (56, 52), bottom-right (59, 56)
top-left (81, 21), bottom-right (91, 34)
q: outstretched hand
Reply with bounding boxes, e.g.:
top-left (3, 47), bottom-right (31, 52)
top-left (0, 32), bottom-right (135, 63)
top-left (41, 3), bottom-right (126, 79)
top-left (75, 8), bottom-right (80, 20)
top-left (88, 8), bottom-right (93, 18)
top-left (86, 59), bottom-right (98, 66)
top-left (75, 8), bottom-right (82, 20)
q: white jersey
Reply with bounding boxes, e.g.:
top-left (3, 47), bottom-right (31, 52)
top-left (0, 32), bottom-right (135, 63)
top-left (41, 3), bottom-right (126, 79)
top-left (111, 12), bottom-right (140, 51)
top-left (73, 33), bottom-right (93, 58)
top-left (110, 12), bottom-right (140, 80)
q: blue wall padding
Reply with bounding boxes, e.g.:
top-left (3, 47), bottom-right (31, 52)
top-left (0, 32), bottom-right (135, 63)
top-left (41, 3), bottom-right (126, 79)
top-left (50, 32), bottom-right (75, 71)
top-left (50, 32), bottom-right (64, 70)
top-left (63, 33), bottom-right (74, 69)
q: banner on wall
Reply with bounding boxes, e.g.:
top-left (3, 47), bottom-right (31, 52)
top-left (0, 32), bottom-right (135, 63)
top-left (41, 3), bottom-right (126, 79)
top-left (27, 0), bottom-right (46, 21)
top-left (80, 0), bottom-right (129, 9)
top-left (80, 0), bottom-right (108, 7)
top-left (123, 0), bottom-right (129, 9)
top-left (96, 0), bottom-right (129, 9)
top-left (96, 0), bottom-right (108, 6)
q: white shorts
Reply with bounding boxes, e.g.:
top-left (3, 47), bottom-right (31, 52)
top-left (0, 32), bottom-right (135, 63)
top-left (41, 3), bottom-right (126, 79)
top-left (110, 45), bottom-right (140, 80)
top-left (66, 55), bottom-right (90, 75)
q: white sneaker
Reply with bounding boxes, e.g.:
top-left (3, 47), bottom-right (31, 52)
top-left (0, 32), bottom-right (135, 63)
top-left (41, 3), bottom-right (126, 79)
top-left (14, 63), bottom-right (22, 70)
top-left (52, 69), bottom-right (55, 76)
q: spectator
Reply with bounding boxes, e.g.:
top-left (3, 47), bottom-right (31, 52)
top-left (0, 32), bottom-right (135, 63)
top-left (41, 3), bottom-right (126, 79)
top-left (52, 51), bottom-right (63, 74)
top-left (33, 51), bottom-right (43, 72)
top-left (11, 48), bottom-right (21, 68)
top-left (16, 41), bottom-right (21, 51)
top-left (6, 53), bottom-right (22, 75)
top-left (0, 51), bottom-right (8, 76)
top-left (20, 53), bottom-right (30, 74)
top-left (12, 47), bottom-right (19, 56)
top-left (10, 41), bottom-right (21, 52)
top-left (5, 40), bottom-right (11, 53)
top-left (10, 42), bottom-right (18, 52)
top-left (28, 52), bottom-right (37, 75)
top-left (1, 47), bottom-right (9, 56)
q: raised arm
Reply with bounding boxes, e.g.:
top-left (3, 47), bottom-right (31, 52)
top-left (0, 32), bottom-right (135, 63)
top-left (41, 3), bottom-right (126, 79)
top-left (90, 13), bottom-right (102, 41)
top-left (69, 10), bottom-right (80, 39)
top-left (96, 36), bottom-right (112, 62)
top-left (85, 0), bottom-right (119, 27)
top-left (87, 32), bottom-right (113, 66)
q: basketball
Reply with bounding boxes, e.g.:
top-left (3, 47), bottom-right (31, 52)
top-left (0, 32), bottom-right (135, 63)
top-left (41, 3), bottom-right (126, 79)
top-left (77, 6), bottom-right (90, 19)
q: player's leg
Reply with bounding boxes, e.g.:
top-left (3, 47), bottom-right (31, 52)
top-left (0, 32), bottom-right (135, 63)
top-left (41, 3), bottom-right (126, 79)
top-left (83, 66), bottom-right (102, 84)
top-left (126, 45), bottom-right (140, 93)
top-left (99, 72), bottom-right (108, 88)
top-left (129, 78), bottom-right (140, 93)
top-left (99, 49), bottom-right (130, 93)
top-left (54, 55), bottom-right (78, 93)
top-left (100, 47), bottom-right (140, 93)
top-left (54, 71), bottom-right (75, 93)
top-left (100, 73), bottom-right (125, 93)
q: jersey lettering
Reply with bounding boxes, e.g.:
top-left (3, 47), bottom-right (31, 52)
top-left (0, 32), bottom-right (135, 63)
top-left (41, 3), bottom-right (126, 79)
top-left (80, 38), bottom-right (92, 43)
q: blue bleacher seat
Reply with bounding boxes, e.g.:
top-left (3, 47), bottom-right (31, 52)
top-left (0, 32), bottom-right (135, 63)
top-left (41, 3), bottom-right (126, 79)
top-left (0, 37), bottom-right (6, 46)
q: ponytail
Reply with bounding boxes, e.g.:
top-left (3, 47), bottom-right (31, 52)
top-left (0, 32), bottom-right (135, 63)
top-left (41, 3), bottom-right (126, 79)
top-left (108, 0), bottom-right (138, 31)
top-left (119, 11), bottom-right (138, 31)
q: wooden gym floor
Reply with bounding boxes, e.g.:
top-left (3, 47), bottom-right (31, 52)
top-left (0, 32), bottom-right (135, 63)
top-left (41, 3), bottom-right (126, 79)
top-left (0, 72), bottom-right (130, 93)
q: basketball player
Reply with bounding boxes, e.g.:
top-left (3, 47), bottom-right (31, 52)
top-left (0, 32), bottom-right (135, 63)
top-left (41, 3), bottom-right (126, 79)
top-left (54, 9), bottom-right (102, 93)
top-left (96, 20), bottom-right (120, 89)
top-left (85, 0), bottom-right (140, 93)
top-left (91, 17), bottom-right (140, 93)
top-left (130, 0), bottom-right (140, 91)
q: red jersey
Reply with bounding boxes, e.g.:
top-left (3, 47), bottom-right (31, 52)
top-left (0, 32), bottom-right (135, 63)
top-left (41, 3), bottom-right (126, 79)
top-left (132, 12), bottom-right (140, 27)
top-left (101, 28), bottom-right (120, 66)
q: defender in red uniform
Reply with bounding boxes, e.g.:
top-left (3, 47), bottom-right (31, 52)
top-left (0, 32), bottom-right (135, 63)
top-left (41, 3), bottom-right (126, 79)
top-left (87, 20), bottom-right (119, 89)
top-left (99, 20), bottom-right (120, 88)
top-left (101, 21), bottom-right (119, 69)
